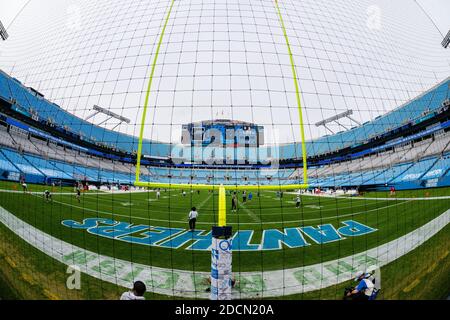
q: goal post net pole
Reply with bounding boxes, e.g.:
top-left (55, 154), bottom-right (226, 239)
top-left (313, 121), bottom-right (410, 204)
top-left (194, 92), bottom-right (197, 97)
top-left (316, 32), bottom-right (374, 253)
top-left (210, 185), bottom-right (233, 300)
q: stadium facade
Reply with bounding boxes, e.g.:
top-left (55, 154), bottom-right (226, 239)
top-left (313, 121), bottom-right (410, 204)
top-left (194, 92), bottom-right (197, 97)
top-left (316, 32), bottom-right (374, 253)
top-left (0, 69), bottom-right (448, 190)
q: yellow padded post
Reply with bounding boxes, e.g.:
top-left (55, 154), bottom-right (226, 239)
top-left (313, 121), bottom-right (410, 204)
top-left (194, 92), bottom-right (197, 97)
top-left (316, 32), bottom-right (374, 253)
top-left (218, 185), bottom-right (226, 227)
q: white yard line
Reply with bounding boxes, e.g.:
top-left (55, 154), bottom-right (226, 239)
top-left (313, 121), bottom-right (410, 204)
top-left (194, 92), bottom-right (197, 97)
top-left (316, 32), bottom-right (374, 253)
top-left (197, 193), bottom-right (213, 211)
top-left (301, 192), bottom-right (450, 201)
top-left (237, 201), bottom-right (261, 223)
top-left (34, 193), bottom-right (410, 226)
top-left (339, 196), bottom-right (450, 201)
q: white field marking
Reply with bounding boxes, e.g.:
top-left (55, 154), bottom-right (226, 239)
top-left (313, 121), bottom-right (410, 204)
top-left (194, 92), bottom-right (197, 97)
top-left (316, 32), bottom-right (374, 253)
top-left (0, 189), bottom-right (123, 196)
top-left (237, 201), bottom-right (261, 223)
top-left (285, 200), bottom-right (310, 206)
top-left (0, 190), bottom-right (77, 196)
top-left (1, 205), bottom-right (448, 298)
top-left (300, 192), bottom-right (450, 201)
top-left (121, 202), bottom-right (133, 207)
top-left (37, 192), bottom-right (411, 226)
top-left (72, 190), bottom-right (393, 216)
top-left (3, 188), bottom-right (448, 202)
top-left (305, 205), bottom-right (324, 209)
top-left (61, 191), bottom-right (182, 207)
top-left (79, 190), bottom-right (213, 210)
top-left (265, 194), bottom-right (378, 207)
top-left (39, 192), bottom-right (213, 224)
top-left (87, 189), bottom-right (153, 194)
top-left (338, 196), bottom-right (450, 201)
top-left (196, 193), bottom-right (213, 212)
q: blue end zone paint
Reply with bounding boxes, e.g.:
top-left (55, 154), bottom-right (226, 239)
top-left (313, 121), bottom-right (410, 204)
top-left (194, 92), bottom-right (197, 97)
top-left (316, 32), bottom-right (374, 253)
top-left (61, 218), bottom-right (377, 251)
top-left (338, 220), bottom-right (377, 237)
top-left (300, 224), bottom-right (344, 244)
top-left (88, 221), bottom-right (149, 238)
top-left (158, 230), bottom-right (212, 250)
top-left (232, 230), bottom-right (260, 251)
top-left (119, 227), bottom-right (185, 246)
top-left (261, 228), bottom-right (310, 250)
top-left (62, 218), bottom-right (113, 229)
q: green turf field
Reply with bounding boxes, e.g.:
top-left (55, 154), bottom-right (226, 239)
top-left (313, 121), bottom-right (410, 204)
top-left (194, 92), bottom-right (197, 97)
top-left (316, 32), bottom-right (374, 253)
top-left (0, 181), bottom-right (449, 274)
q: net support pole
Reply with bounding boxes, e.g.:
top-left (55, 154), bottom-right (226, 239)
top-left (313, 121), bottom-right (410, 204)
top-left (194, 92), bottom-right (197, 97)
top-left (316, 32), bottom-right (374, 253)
top-left (210, 185), bottom-right (232, 300)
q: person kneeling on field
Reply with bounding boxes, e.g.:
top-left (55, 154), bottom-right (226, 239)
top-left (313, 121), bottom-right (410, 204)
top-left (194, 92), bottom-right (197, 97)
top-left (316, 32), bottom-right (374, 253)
top-left (345, 270), bottom-right (377, 300)
top-left (120, 281), bottom-right (146, 300)
top-left (188, 207), bottom-right (198, 230)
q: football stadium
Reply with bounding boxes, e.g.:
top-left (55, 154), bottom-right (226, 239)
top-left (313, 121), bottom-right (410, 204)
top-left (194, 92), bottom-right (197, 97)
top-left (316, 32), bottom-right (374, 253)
top-left (0, 0), bottom-right (449, 302)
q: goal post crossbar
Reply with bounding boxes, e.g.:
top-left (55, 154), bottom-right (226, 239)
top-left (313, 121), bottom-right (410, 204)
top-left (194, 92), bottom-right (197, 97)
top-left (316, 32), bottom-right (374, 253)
top-left (134, 181), bottom-right (309, 191)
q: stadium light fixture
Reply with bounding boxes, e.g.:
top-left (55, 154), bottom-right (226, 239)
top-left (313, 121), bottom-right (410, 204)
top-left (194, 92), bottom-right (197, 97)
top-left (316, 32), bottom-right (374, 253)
top-left (85, 105), bottom-right (130, 129)
top-left (0, 20), bottom-right (8, 40)
top-left (315, 110), bottom-right (361, 134)
top-left (442, 29), bottom-right (450, 48)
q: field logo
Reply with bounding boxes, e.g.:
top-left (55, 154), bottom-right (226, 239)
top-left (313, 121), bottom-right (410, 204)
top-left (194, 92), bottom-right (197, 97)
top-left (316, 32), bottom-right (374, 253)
top-left (66, 265), bottom-right (81, 290)
top-left (61, 219), bottom-right (377, 251)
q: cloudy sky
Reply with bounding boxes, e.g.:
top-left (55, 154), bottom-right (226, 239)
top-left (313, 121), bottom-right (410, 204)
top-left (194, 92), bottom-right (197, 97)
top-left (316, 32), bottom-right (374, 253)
top-left (0, 0), bottom-right (449, 144)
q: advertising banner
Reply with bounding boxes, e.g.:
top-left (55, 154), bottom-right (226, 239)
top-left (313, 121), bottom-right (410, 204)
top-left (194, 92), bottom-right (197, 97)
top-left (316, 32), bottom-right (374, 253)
top-left (210, 237), bottom-right (232, 300)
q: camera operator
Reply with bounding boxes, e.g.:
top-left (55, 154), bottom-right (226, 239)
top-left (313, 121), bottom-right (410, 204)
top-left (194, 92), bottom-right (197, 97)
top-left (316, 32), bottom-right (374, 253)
top-left (346, 270), bottom-right (375, 300)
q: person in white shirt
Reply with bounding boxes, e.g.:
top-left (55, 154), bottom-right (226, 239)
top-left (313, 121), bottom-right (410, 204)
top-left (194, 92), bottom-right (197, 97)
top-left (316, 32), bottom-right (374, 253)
top-left (188, 207), bottom-right (198, 231)
top-left (295, 195), bottom-right (301, 208)
top-left (120, 281), bottom-right (146, 300)
top-left (156, 188), bottom-right (161, 199)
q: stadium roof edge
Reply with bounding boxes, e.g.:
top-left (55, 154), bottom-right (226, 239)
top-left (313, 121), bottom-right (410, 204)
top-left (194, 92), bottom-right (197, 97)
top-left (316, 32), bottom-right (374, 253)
top-left (276, 76), bottom-right (450, 147)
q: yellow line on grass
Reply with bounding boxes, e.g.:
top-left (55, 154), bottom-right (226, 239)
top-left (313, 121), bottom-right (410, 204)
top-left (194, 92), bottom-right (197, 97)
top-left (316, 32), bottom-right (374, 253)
top-left (403, 278), bottom-right (420, 293)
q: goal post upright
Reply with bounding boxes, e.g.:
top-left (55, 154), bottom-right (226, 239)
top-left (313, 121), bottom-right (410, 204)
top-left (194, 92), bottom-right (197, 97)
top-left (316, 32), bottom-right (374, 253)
top-left (135, 0), bottom-right (175, 184)
top-left (274, 0), bottom-right (309, 185)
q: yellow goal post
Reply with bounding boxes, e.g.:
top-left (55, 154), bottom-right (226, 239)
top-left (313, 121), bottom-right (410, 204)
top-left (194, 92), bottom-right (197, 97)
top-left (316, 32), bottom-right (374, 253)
top-left (133, 0), bottom-right (309, 225)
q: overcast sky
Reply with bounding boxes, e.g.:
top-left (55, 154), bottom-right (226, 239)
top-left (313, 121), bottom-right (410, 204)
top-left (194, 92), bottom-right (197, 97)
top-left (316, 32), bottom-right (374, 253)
top-left (0, 0), bottom-right (449, 144)
top-left (1, 0), bottom-right (449, 34)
